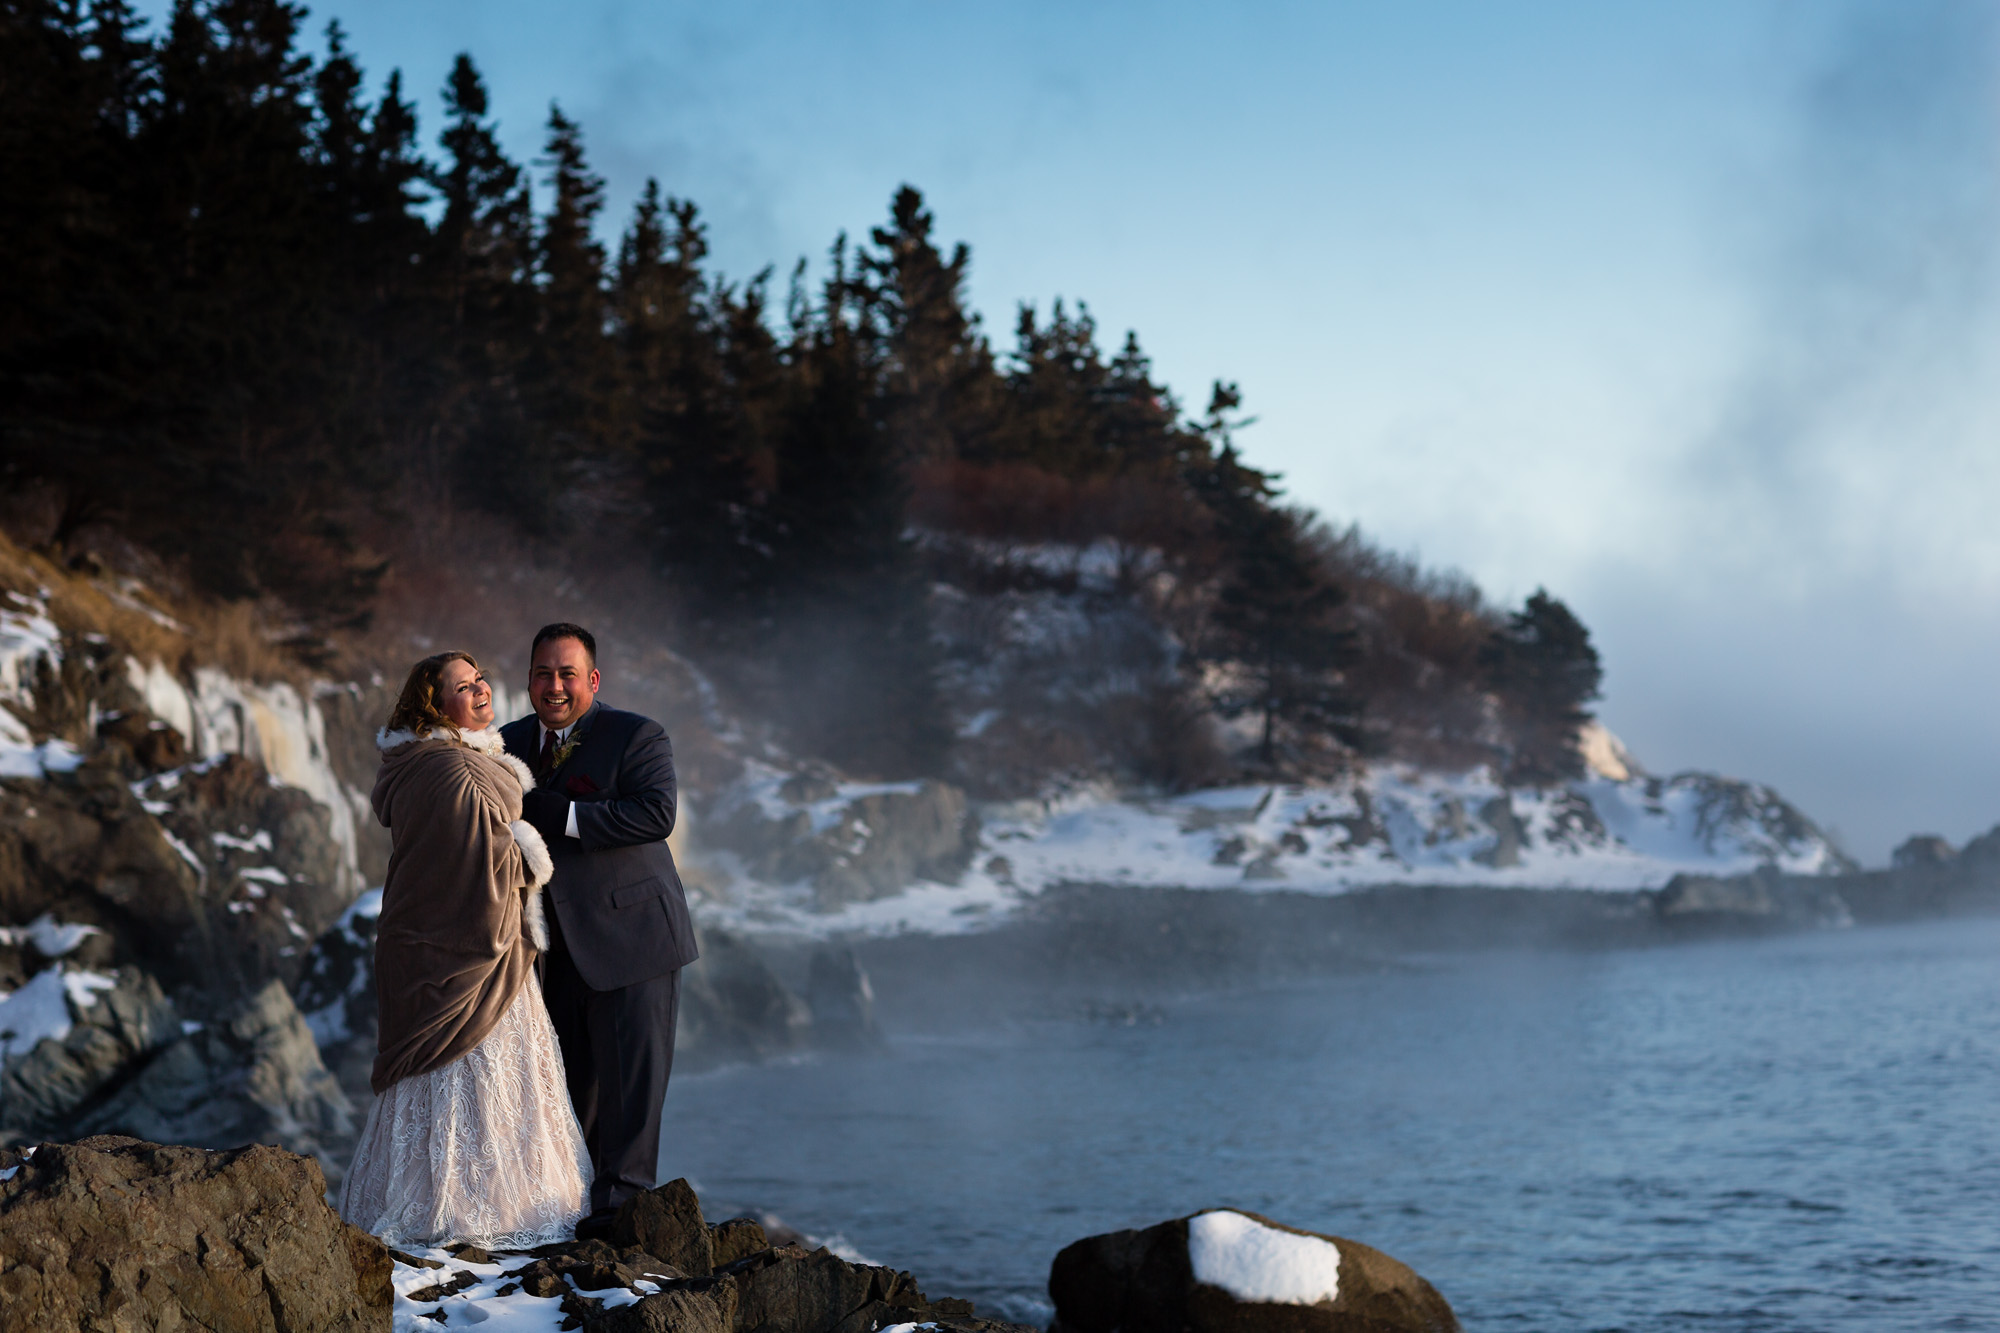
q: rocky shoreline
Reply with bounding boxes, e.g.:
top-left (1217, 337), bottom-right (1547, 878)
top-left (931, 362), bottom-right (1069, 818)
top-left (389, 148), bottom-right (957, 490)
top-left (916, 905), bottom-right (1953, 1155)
top-left (842, 849), bottom-right (2000, 1013)
top-left (0, 1136), bottom-right (1460, 1333)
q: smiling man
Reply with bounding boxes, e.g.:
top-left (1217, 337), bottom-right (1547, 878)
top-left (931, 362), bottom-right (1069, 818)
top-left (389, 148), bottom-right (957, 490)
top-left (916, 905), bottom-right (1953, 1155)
top-left (501, 622), bottom-right (699, 1236)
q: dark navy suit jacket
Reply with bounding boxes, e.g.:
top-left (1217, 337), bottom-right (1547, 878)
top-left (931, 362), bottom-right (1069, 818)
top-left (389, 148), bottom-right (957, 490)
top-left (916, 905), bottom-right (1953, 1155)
top-left (500, 702), bottom-right (699, 990)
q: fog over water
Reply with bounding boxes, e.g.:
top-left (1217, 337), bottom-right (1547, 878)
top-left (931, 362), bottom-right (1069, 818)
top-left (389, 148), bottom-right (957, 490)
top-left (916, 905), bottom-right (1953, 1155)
top-left (666, 918), bottom-right (2000, 1330)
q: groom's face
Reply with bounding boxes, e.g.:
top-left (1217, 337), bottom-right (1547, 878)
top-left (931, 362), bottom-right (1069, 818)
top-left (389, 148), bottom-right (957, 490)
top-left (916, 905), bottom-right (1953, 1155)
top-left (529, 636), bottom-right (600, 730)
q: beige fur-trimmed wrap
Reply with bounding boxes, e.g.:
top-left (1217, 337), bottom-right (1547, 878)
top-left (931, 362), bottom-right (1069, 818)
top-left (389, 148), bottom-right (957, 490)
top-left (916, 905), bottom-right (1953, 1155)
top-left (368, 726), bottom-right (551, 1094)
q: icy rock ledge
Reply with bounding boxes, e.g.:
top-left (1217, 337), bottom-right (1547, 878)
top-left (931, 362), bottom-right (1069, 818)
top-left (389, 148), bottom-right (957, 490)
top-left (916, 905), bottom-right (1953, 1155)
top-left (0, 1146), bottom-right (1037, 1333)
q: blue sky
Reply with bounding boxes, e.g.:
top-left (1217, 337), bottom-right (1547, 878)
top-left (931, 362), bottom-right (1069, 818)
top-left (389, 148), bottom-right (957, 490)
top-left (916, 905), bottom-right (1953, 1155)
top-left (149, 0), bottom-right (2000, 860)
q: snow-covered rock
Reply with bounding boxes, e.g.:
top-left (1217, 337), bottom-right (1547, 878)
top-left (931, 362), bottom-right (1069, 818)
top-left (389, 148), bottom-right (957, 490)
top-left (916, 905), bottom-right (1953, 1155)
top-left (1050, 1208), bottom-right (1458, 1333)
top-left (0, 594), bottom-right (81, 779)
top-left (126, 662), bottom-right (367, 894)
top-left (1187, 1209), bottom-right (1342, 1305)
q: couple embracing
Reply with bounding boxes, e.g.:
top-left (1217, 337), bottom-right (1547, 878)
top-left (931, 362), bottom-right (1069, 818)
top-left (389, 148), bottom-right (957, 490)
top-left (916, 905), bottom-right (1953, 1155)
top-left (338, 623), bottom-right (698, 1249)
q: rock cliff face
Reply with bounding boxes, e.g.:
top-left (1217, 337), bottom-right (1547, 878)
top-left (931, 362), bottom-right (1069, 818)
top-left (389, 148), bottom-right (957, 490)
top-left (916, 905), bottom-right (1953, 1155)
top-left (0, 735), bottom-right (357, 1169)
top-left (0, 578), bottom-right (871, 1181)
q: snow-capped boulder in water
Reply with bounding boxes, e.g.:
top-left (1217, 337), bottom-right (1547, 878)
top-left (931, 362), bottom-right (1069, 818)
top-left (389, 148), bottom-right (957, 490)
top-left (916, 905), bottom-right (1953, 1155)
top-left (1049, 1207), bottom-right (1458, 1333)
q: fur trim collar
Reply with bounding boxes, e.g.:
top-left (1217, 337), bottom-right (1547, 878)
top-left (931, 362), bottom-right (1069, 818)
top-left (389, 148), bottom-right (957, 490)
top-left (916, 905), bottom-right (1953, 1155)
top-left (377, 725), bottom-right (509, 757)
top-left (494, 752), bottom-right (536, 793)
top-left (508, 819), bottom-right (554, 953)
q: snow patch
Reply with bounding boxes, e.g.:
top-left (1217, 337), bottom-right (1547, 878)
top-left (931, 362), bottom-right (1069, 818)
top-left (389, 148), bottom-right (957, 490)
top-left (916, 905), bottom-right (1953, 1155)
top-left (0, 914), bottom-right (104, 958)
top-left (0, 968), bottom-right (115, 1065)
top-left (392, 1253), bottom-right (567, 1333)
top-left (125, 656), bottom-right (196, 742)
top-left (0, 738), bottom-right (83, 778)
top-left (161, 829), bottom-right (205, 880)
top-left (1186, 1210), bottom-right (1341, 1307)
top-left (0, 598), bottom-right (61, 704)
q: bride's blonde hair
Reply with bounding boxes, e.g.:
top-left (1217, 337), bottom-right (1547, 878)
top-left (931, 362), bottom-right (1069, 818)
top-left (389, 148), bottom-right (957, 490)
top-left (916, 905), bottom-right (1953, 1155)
top-left (385, 651), bottom-right (481, 737)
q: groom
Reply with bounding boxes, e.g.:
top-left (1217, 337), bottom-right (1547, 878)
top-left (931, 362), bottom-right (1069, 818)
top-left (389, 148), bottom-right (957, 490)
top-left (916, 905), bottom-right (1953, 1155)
top-left (503, 622), bottom-right (700, 1235)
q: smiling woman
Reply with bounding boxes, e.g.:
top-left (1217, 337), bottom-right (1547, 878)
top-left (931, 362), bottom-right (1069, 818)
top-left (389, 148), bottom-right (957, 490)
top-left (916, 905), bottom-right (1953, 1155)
top-left (383, 651), bottom-right (493, 739)
top-left (342, 650), bottom-right (581, 1249)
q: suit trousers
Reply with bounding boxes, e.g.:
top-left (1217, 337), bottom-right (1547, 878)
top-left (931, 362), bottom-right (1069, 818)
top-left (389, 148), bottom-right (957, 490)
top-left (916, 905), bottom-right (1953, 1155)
top-left (540, 907), bottom-right (680, 1219)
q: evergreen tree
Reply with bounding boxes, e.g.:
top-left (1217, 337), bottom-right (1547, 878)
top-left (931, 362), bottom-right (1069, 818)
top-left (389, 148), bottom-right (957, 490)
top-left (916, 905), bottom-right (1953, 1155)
top-left (141, 0), bottom-right (388, 617)
top-left (998, 299), bottom-right (1107, 474)
top-left (1189, 384), bottom-right (1357, 768)
top-left (508, 102), bottom-right (612, 525)
top-left (616, 181), bottom-right (774, 609)
top-left (426, 53), bottom-right (533, 527)
top-left (0, 0), bottom-right (128, 540)
top-left (759, 242), bottom-right (950, 776)
top-left (1480, 589), bottom-right (1603, 785)
top-left (994, 300), bottom-right (1191, 481)
top-left (860, 185), bottom-right (1001, 463)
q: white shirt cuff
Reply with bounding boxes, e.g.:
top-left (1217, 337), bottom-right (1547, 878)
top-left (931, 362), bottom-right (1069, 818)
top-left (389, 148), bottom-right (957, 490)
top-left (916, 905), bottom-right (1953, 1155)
top-left (564, 801), bottom-right (579, 839)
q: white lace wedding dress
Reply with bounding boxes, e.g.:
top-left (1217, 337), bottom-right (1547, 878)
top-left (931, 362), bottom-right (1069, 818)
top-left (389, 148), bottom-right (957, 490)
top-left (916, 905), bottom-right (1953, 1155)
top-left (339, 982), bottom-right (592, 1250)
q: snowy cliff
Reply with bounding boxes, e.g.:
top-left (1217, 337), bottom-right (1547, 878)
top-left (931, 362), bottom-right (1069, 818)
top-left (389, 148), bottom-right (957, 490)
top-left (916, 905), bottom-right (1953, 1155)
top-left (689, 730), bottom-right (1850, 939)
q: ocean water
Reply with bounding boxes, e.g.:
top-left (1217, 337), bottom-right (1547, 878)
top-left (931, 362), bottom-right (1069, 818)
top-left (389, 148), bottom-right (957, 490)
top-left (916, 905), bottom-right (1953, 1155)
top-left (663, 915), bottom-right (2000, 1330)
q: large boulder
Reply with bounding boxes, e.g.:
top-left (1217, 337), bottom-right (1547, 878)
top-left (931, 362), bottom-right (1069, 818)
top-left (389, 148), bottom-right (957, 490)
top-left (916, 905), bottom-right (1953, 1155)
top-left (1891, 834), bottom-right (1955, 870)
top-left (0, 1135), bottom-right (391, 1331)
top-left (677, 929), bottom-right (812, 1069)
top-left (74, 978), bottom-right (355, 1171)
top-left (0, 965), bottom-right (180, 1137)
top-left (708, 774), bottom-right (980, 908)
top-left (1654, 866), bottom-right (1852, 930)
top-left (614, 1176), bottom-right (715, 1277)
top-left (805, 946), bottom-right (881, 1049)
top-left (1049, 1208), bottom-right (1459, 1333)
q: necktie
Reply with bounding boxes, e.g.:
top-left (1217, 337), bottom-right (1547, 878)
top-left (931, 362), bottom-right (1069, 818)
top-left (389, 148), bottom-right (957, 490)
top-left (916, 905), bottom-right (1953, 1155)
top-left (540, 728), bottom-right (558, 774)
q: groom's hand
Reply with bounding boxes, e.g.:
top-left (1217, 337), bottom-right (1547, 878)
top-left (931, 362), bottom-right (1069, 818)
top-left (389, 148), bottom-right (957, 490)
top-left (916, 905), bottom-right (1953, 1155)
top-left (520, 789), bottom-right (570, 843)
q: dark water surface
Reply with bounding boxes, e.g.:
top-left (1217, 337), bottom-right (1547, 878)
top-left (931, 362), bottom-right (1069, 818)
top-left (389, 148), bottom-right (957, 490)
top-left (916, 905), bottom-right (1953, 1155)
top-left (664, 916), bottom-right (2000, 1330)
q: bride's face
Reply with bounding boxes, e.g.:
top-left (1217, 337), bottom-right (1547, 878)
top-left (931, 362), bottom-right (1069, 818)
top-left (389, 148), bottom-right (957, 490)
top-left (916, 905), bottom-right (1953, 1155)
top-left (437, 658), bottom-right (494, 731)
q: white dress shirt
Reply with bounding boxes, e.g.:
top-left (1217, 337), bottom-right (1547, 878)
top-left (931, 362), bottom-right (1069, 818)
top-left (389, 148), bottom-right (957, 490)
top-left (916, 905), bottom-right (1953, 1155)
top-left (539, 721), bottom-right (582, 839)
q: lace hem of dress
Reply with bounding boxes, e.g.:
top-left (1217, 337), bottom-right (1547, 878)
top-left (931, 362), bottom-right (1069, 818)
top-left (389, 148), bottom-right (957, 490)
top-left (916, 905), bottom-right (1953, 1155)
top-left (339, 982), bottom-right (591, 1250)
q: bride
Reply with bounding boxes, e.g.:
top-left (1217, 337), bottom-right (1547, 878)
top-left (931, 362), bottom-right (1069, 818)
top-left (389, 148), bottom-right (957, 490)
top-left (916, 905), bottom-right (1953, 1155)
top-left (339, 651), bottom-right (592, 1249)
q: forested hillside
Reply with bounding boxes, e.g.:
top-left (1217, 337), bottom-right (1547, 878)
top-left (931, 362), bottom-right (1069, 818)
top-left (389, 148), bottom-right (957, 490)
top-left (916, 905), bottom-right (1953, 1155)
top-left (1, 0), bottom-right (1603, 791)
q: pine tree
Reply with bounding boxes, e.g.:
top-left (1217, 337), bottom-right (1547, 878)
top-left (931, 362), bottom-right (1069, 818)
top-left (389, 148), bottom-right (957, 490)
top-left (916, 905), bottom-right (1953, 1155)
top-left (1190, 385), bottom-right (1357, 768)
top-left (1480, 589), bottom-right (1603, 785)
top-left (426, 53), bottom-right (533, 529)
top-left (758, 243), bottom-right (951, 777)
top-left (616, 181), bottom-right (772, 609)
top-left (860, 185), bottom-right (1001, 463)
top-left (504, 102), bottom-right (612, 526)
top-left (998, 299), bottom-right (1108, 474)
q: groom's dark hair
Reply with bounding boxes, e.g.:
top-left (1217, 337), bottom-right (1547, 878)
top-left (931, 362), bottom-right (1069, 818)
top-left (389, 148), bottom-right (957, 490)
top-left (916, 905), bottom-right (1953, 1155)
top-left (532, 622), bottom-right (597, 667)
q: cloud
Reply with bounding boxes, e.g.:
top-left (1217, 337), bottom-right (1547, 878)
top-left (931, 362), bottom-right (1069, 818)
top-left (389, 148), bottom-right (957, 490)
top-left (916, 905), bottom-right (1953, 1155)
top-left (1693, 0), bottom-right (2000, 601)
